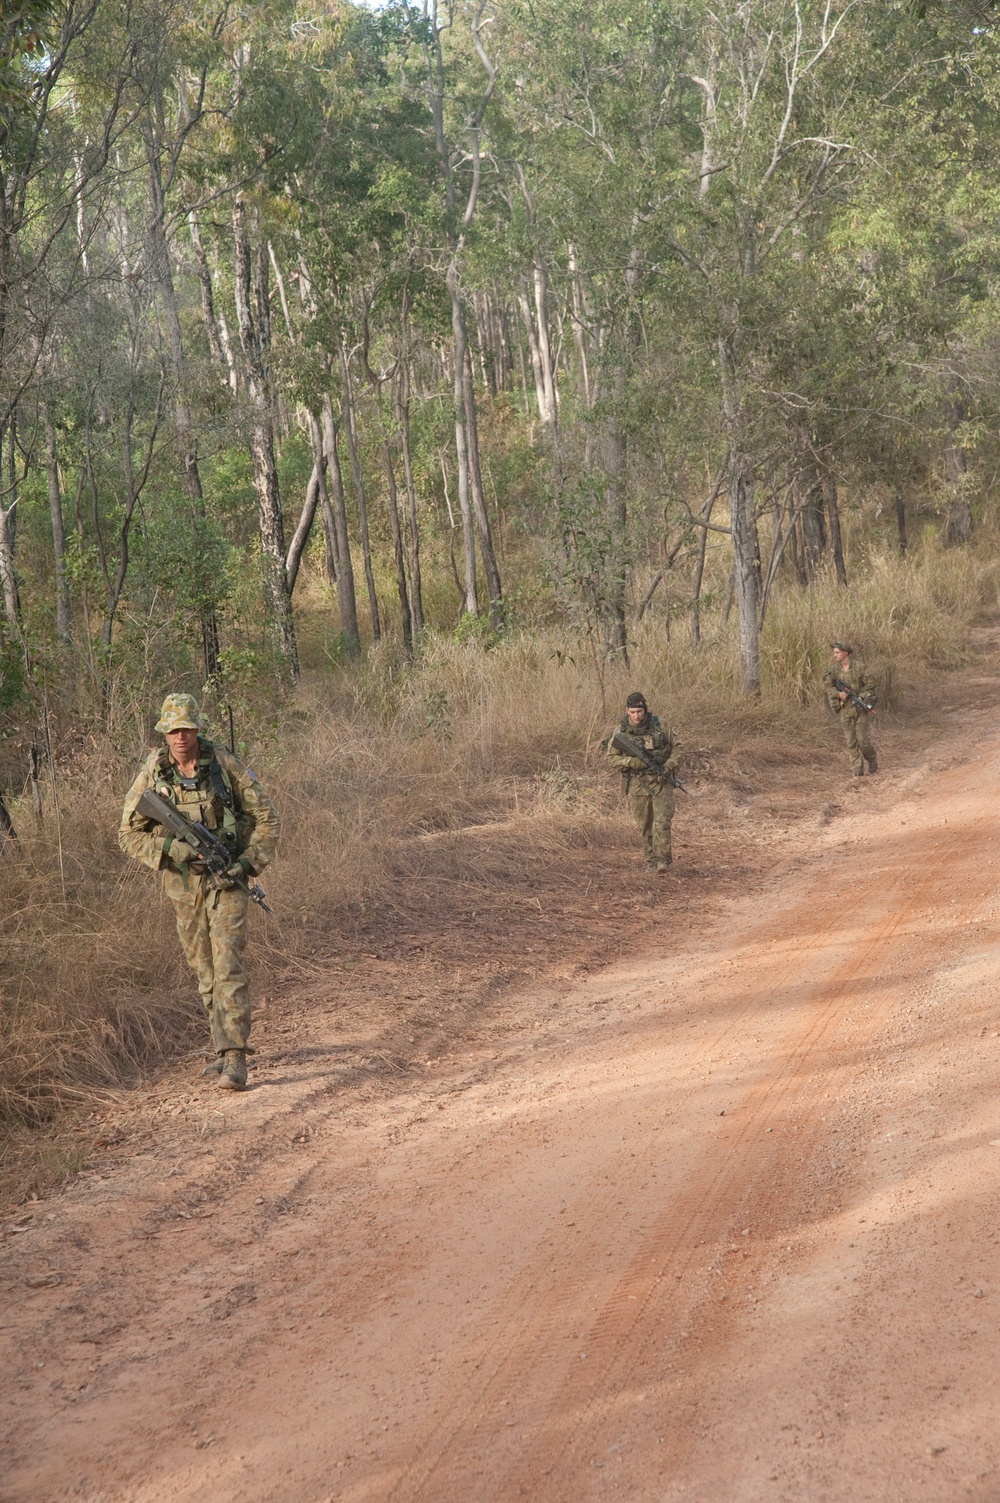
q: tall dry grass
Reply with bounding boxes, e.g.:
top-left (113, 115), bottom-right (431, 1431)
top-left (2, 532), bottom-right (998, 1187)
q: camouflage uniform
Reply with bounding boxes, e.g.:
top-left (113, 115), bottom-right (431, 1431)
top-left (119, 697), bottom-right (279, 1064)
top-left (823, 655), bottom-right (878, 776)
top-left (606, 709), bottom-right (683, 867)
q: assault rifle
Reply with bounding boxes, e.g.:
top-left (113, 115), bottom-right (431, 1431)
top-left (830, 678), bottom-right (877, 715)
top-left (135, 787), bottom-right (272, 912)
top-left (610, 731), bottom-right (689, 793)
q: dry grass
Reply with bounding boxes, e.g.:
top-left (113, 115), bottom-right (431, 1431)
top-left (2, 530), bottom-right (998, 1198)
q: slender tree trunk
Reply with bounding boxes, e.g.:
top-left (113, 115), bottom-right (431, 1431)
top-left (800, 474), bottom-right (826, 576)
top-left (689, 491), bottom-right (717, 647)
top-left (516, 332), bottom-right (533, 429)
top-left (338, 339), bottom-right (380, 643)
top-left (894, 488), bottom-right (908, 554)
top-left (718, 332), bottom-right (760, 693)
top-left (306, 408), bottom-right (339, 585)
top-left (285, 460), bottom-right (320, 594)
top-left (0, 497), bottom-right (18, 627)
top-left (462, 342), bottom-right (503, 624)
top-left (519, 285), bottom-right (550, 425)
top-left (792, 506), bottom-right (809, 587)
top-left (729, 465), bottom-right (761, 691)
top-left (381, 439), bottom-right (413, 655)
top-left (0, 788), bottom-right (16, 851)
top-left (233, 195), bottom-right (298, 677)
top-left (144, 133), bottom-right (220, 678)
top-left (423, 0), bottom-right (500, 622)
top-left (44, 403), bottom-right (70, 641)
top-left (0, 419), bottom-right (20, 627)
top-left (944, 400), bottom-right (973, 545)
top-left (446, 280), bottom-right (480, 616)
top-left (602, 361), bottom-right (629, 662)
top-left (188, 213), bottom-right (233, 389)
top-left (824, 477), bottom-right (848, 586)
top-left (268, 242), bottom-right (294, 340)
top-left (759, 492), bottom-right (803, 629)
top-left (102, 375), bottom-right (161, 650)
top-left (321, 395), bottom-right (360, 656)
top-left (567, 245), bottom-right (593, 412)
top-left (396, 361), bottom-right (424, 635)
top-left (533, 262), bottom-right (558, 428)
top-left (721, 563), bottom-right (736, 628)
top-left (518, 264), bottom-right (562, 493)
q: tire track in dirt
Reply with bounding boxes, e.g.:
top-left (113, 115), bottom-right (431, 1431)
top-left (4, 745), bottom-right (1000, 1503)
top-left (375, 794), bottom-right (982, 1503)
top-left (541, 820), bottom-right (977, 1499)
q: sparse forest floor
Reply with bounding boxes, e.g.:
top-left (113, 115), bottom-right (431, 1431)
top-left (3, 633), bottom-right (1000, 1501)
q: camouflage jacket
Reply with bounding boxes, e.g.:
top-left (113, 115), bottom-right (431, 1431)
top-left (605, 712), bottom-right (682, 789)
top-left (119, 738), bottom-right (279, 877)
top-left (823, 659), bottom-right (877, 717)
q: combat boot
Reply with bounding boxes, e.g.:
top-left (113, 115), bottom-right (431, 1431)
top-left (202, 1055), bottom-right (224, 1077)
top-left (866, 758), bottom-right (878, 774)
top-left (218, 1049), bottom-right (247, 1091)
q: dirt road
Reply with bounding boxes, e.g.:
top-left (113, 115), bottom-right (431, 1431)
top-left (4, 717), bottom-right (1000, 1502)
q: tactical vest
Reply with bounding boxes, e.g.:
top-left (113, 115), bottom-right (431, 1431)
top-left (619, 713), bottom-right (671, 790)
top-left (619, 713), bottom-right (671, 758)
top-left (149, 739), bottom-right (248, 855)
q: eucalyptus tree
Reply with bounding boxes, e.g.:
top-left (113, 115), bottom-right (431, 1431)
top-left (0, 0), bottom-right (139, 645)
top-left (131, 0), bottom-right (234, 677)
top-left (417, 0), bottom-right (504, 624)
top-left (264, 0), bottom-right (440, 650)
top-left (489, 0), bottom-right (697, 658)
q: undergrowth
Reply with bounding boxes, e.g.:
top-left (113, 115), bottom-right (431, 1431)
top-left (1, 533), bottom-right (997, 1200)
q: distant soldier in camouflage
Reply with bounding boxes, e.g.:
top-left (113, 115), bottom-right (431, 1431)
top-left (606, 691), bottom-right (683, 872)
top-left (824, 642), bottom-right (879, 777)
top-left (119, 694), bottom-right (280, 1090)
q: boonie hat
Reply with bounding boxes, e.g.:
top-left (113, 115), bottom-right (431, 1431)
top-left (155, 693), bottom-right (203, 734)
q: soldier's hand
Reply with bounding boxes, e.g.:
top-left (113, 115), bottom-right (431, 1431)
top-left (208, 862), bottom-right (245, 891)
top-left (167, 837), bottom-right (200, 867)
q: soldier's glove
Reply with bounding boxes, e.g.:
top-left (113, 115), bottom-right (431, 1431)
top-left (208, 862), bottom-right (246, 891)
top-left (164, 836), bottom-right (200, 868)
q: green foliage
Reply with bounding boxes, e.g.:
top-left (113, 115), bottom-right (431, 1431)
top-left (6, 0), bottom-right (1000, 723)
top-left (0, 627), bottom-right (28, 716)
top-left (0, 0), bottom-right (56, 131)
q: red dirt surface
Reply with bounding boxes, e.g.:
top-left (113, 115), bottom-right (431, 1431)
top-left (4, 676), bottom-right (1000, 1502)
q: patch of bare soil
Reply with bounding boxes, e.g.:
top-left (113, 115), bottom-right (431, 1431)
top-left (4, 648), bottom-right (1000, 1502)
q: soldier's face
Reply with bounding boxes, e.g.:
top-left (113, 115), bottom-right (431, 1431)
top-left (832, 648), bottom-right (850, 668)
top-left (165, 727), bottom-right (199, 762)
top-left (627, 705), bottom-right (647, 725)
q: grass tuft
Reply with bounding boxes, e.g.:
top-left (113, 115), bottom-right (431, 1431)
top-left (1, 532), bottom-right (997, 1190)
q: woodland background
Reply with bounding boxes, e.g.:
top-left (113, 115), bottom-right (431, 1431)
top-left (5, 0), bottom-right (1000, 1165)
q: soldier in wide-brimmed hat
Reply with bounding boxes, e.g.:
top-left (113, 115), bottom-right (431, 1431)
top-left (119, 693), bottom-right (279, 1090)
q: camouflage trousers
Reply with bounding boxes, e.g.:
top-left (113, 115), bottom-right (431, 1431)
top-left (629, 781), bottom-right (675, 864)
top-left (163, 869), bottom-right (251, 1053)
top-left (840, 709), bottom-right (877, 775)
